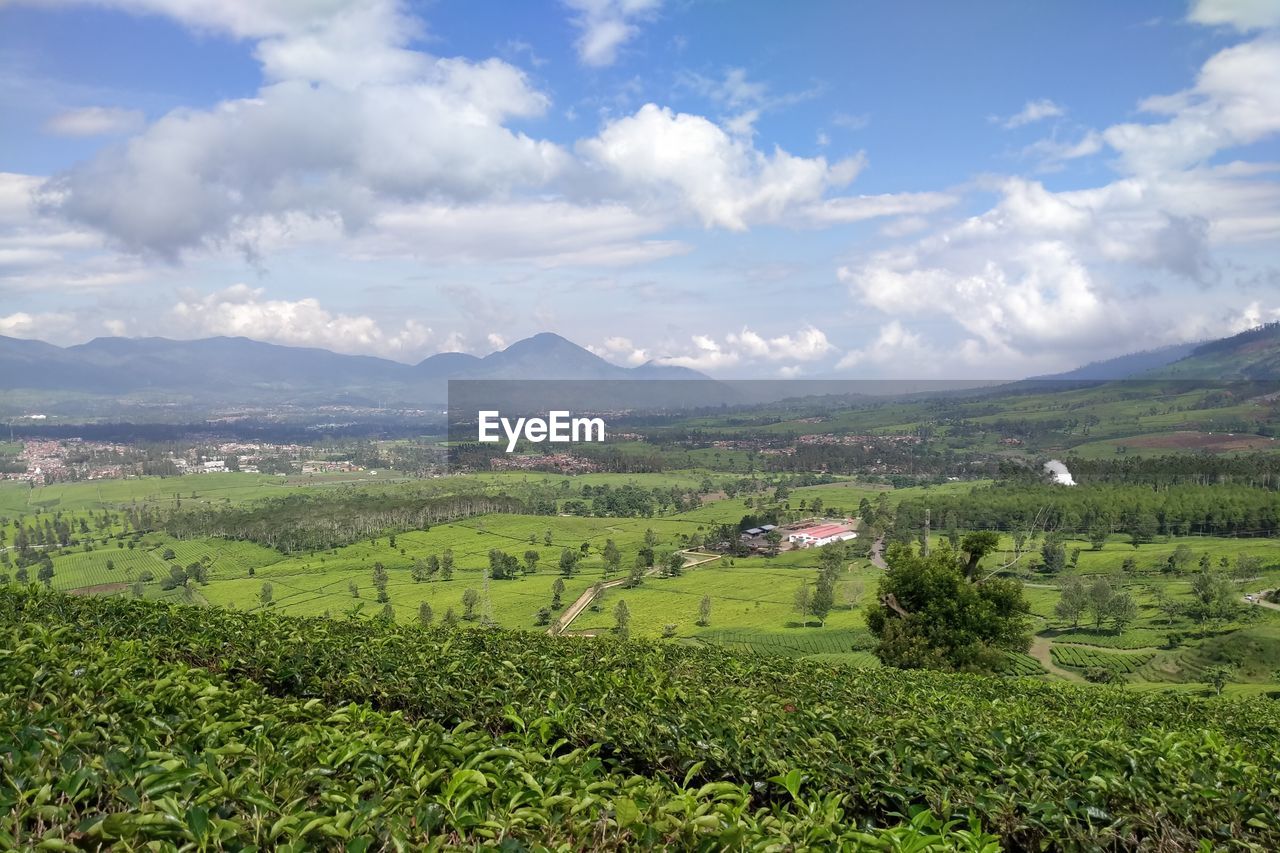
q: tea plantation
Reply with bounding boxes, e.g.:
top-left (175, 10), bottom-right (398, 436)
top-left (4, 589), bottom-right (1280, 851)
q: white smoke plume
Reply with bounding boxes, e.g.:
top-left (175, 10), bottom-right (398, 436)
top-left (1044, 459), bottom-right (1076, 486)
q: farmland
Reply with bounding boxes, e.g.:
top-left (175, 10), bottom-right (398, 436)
top-left (5, 470), bottom-right (1280, 698)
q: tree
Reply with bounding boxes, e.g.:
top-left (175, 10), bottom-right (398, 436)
top-left (543, 529), bottom-right (553, 546)
top-left (959, 531), bottom-right (1000, 580)
top-left (697, 594), bottom-right (712, 627)
top-left (36, 563), bottom-right (54, 588)
top-left (551, 577), bottom-right (565, 609)
top-left (461, 588), bottom-right (480, 621)
top-left (602, 539), bottom-right (620, 577)
top-left (1040, 534), bottom-right (1067, 574)
top-left (1087, 577), bottom-right (1114, 629)
top-left (613, 599), bottom-right (631, 640)
top-left (1108, 591), bottom-right (1138, 632)
top-left (131, 581), bottom-right (144, 599)
top-left (1054, 579), bottom-right (1089, 628)
top-left (1169, 544), bottom-right (1194, 573)
top-left (349, 580), bottom-right (360, 598)
top-left (379, 603), bottom-right (395, 623)
top-left (411, 559), bottom-right (427, 582)
top-left (417, 601), bottom-right (433, 628)
top-left (1088, 522), bottom-right (1109, 551)
top-left (440, 549), bottom-right (454, 580)
top-left (865, 542), bottom-right (1031, 672)
top-left (523, 549), bottom-right (540, 574)
top-left (426, 554), bottom-right (440, 579)
top-left (625, 556), bottom-right (645, 588)
top-left (644, 528), bottom-right (659, 549)
top-left (794, 582), bottom-right (811, 626)
top-left (764, 529), bottom-right (782, 556)
top-left (663, 550), bottom-right (685, 578)
top-left (259, 582), bottom-right (273, 606)
top-left (441, 606), bottom-right (459, 628)
top-left (1205, 665), bottom-right (1232, 697)
top-left (559, 548), bottom-right (578, 577)
top-left (535, 606), bottom-right (552, 626)
top-left (1127, 514), bottom-right (1157, 548)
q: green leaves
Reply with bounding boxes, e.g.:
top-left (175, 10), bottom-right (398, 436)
top-left (3, 586), bottom-right (1279, 850)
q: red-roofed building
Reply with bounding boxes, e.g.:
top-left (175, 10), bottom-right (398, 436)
top-left (788, 523), bottom-right (857, 548)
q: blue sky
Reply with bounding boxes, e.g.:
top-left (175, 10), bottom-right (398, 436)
top-left (2, 0), bottom-right (1279, 377)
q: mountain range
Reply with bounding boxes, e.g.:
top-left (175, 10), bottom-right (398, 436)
top-left (0, 332), bottom-right (703, 412)
top-left (4, 324), bottom-right (1278, 416)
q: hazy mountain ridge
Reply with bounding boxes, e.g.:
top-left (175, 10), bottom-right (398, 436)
top-left (1, 332), bottom-right (705, 407)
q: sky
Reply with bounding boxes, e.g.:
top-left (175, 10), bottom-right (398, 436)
top-left (1, 0), bottom-right (1279, 378)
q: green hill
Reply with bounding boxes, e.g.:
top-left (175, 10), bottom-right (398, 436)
top-left (3, 588), bottom-right (1279, 850)
top-left (1149, 323), bottom-right (1280, 380)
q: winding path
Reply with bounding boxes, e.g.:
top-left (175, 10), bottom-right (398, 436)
top-left (1244, 589), bottom-right (1280, 612)
top-left (1029, 636), bottom-right (1084, 682)
top-left (869, 535), bottom-right (887, 569)
top-left (549, 550), bottom-right (721, 635)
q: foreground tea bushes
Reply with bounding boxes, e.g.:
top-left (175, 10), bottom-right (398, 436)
top-left (0, 621), bottom-right (996, 851)
top-left (4, 589), bottom-right (1280, 850)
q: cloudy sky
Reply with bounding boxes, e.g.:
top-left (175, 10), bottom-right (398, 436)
top-left (2, 0), bottom-right (1279, 377)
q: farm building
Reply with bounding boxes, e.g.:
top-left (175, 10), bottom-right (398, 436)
top-left (787, 523), bottom-right (857, 548)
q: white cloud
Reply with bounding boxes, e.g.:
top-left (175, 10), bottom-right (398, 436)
top-left (0, 311), bottom-right (76, 339)
top-left (486, 332), bottom-right (507, 349)
top-left (726, 326), bottom-right (834, 361)
top-left (652, 325), bottom-right (835, 372)
top-left (997, 99), bottom-right (1066, 129)
top-left (1103, 38), bottom-right (1280, 174)
top-left (1187, 0), bottom-right (1280, 31)
top-left (169, 284), bottom-right (435, 360)
top-left (43, 107), bottom-right (146, 137)
top-left (587, 335), bottom-right (650, 365)
top-left (562, 0), bottom-right (661, 67)
top-left (44, 61), bottom-right (566, 257)
top-left (835, 321), bottom-right (938, 372)
top-left (1021, 130), bottom-right (1103, 169)
top-left (579, 103), bottom-right (866, 230)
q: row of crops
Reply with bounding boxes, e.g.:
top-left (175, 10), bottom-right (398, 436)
top-left (1051, 646), bottom-right (1156, 674)
top-left (4, 588), bottom-right (1280, 850)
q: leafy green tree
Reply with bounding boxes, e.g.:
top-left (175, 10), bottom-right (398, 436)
top-left (440, 550), bottom-right (454, 581)
top-left (558, 548), bottom-right (578, 577)
top-left (441, 606), bottom-right (458, 628)
top-left (959, 531), bottom-right (1000, 580)
top-left (461, 588), bottom-right (480, 621)
top-left (602, 539), bottom-right (620, 577)
top-left (1108, 591), bottom-right (1138, 632)
top-left (411, 559), bottom-right (426, 582)
top-left (534, 606), bottom-right (552, 626)
top-left (523, 549), bottom-right (540, 574)
top-left (613, 599), bottom-right (630, 640)
top-left (37, 563), bottom-right (54, 588)
top-left (644, 528), bottom-right (659, 548)
top-left (551, 577), bottom-right (565, 609)
top-left (417, 601), bottom-right (433, 628)
top-left (625, 556), bottom-right (645, 588)
top-left (1087, 577), bottom-right (1114, 629)
top-left (543, 530), bottom-right (553, 546)
top-left (764, 529), bottom-right (782, 556)
top-left (697, 595), bottom-right (712, 627)
top-left (663, 550), bottom-right (685, 578)
top-left (1088, 523), bottom-right (1109, 551)
top-left (259, 582), bottom-right (273, 606)
top-left (794, 582), bottom-right (811, 625)
top-left (379, 603), bottom-right (395, 623)
top-left (348, 580), bottom-right (359, 598)
top-left (1205, 665), bottom-right (1233, 697)
top-left (1040, 534), bottom-right (1066, 574)
top-left (1054, 579), bottom-right (1089, 628)
top-left (865, 542), bottom-right (1031, 672)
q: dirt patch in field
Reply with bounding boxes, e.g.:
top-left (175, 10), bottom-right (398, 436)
top-left (1123, 431), bottom-right (1276, 453)
top-left (68, 582), bottom-right (129, 596)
